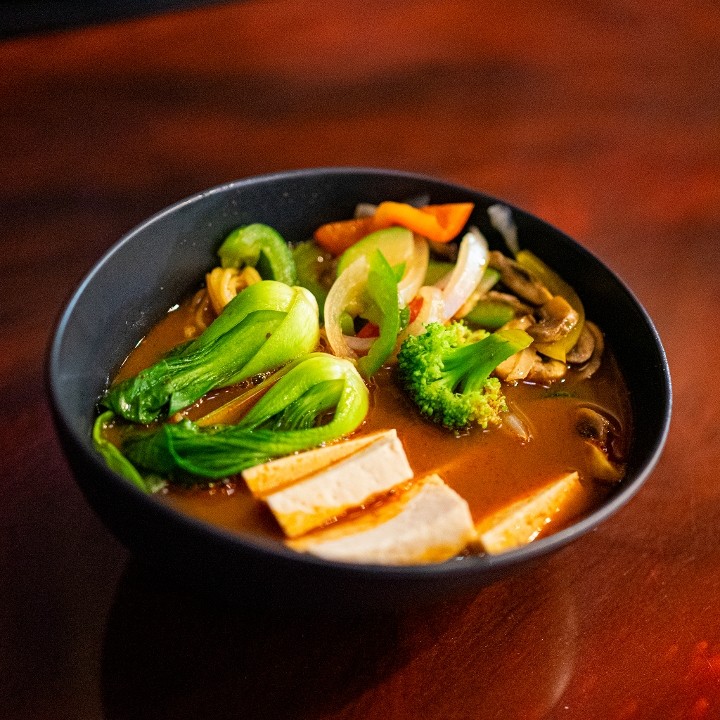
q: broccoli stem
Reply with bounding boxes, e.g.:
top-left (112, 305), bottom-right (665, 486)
top-left (446, 328), bottom-right (532, 393)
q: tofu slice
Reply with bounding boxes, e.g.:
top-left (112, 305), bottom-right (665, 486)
top-left (242, 429), bottom-right (398, 497)
top-left (475, 471), bottom-right (587, 555)
top-left (288, 474), bottom-right (476, 565)
top-left (262, 431), bottom-right (414, 538)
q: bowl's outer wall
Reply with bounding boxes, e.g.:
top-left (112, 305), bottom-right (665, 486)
top-left (49, 168), bottom-right (671, 610)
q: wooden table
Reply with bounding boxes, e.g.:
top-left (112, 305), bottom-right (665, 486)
top-left (1, 2), bottom-right (717, 717)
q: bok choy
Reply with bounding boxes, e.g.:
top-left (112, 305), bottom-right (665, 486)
top-left (123, 353), bottom-right (369, 480)
top-left (103, 280), bottom-right (319, 423)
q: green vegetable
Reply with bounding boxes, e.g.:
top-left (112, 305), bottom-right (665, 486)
top-left (123, 353), bottom-right (369, 481)
top-left (218, 223), bottom-right (297, 285)
top-left (292, 240), bottom-right (332, 320)
top-left (336, 226), bottom-right (414, 277)
top-left (92, 411), bottom-right (148, 490)
top-left (357, 251), bottom-right (401, 378)
top-left (515, 249), bottom-right (584, 362)
top-left (463, 300), bottom-right (516, 330)
top-left (103, 281), bottom-right (319, 423)
top-left (397, 322), bottom-right (533, 431)
top-left (92, 411), bottom-right (167, 493)
top-left (424, 259), bottom-right (455, 286)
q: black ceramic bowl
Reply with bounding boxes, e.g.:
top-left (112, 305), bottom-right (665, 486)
top-left (48, 168), bottom-right (671, 612)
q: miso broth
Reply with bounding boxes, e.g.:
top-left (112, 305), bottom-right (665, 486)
top-left (109, 289), bottom-right (631, 546)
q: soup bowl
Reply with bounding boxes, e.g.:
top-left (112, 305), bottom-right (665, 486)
top-left (48, 167), bottom-right (671, 612)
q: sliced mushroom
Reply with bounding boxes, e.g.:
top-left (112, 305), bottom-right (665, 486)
top-left (576, 405), bottom-right (612, 445)
top-left (566, 321), bottom-right (594, 364)
top-left (526, 295), bottom-right (579, 343)
top-left (488, 251), bottom-right (553, 306)
top-left (525, 356), bottom-right (567, 384)
top-left (428, 238), bottom-right (459, 262)
top-left (575, 405), bottom-right (625, 483)
top-left (501, 313), bottom-right (536, 331)
top-left (584, 442), bottom-right (623, 484)
top-left (494, 347), bottom-right (537, 382)
top-left (572, 321), bottom-right (604, 381)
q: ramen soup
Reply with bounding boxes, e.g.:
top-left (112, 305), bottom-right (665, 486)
top-left (96, 201), bottom-right (631, 565)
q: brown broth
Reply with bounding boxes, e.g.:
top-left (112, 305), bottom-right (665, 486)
top-left (109, 290), bottom-right (632, 545)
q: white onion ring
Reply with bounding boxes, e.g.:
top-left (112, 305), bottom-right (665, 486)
top-left (323, 256), bottom-right (370, 360)
top-left (488, 203), bottom-right (519, 256)
top-left (343, 335), bottom-right (375, 353)
top-left (397, 236), bottom-right (429, 307)
top-left (404, 286), bottom-right (445, 337)
top-left (354, 202), bottom-right (377, 218)
top-left (438, 227), bottom-right (488, 321)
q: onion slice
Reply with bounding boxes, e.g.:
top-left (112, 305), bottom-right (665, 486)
top-left (488, 204), bottom-right (519, 256)
top-left (323, 256), bottom-right (370, 360)
top-left (404, 286), bottom-right (445, 337)
top-left (398, 236), bottom-right (429, 307)
top-left (438, 227), bottom-right (488, 321)
top-left (343, 335), bottom-right (375, 353)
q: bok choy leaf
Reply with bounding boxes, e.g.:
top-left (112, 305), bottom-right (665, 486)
top-left (123, 353), bottom-right (369, 481)
top-left (102, 281), bottom-right (319, 424)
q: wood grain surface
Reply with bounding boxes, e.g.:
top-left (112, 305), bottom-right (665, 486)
top-left (1, 2), bottom-right (718, 718)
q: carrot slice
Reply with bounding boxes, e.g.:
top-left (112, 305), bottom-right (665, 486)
top-left (313, 216), bottom-right (376, 255)
top-left (419, 203), bottom-right (475, 242)
top-left (314, 201), bottom-right (474, 255)
top-left (373, 202), bottom-right (474, 243)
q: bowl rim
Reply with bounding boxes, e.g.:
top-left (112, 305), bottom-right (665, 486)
top-left (48, 165), bottom-right (673, 581)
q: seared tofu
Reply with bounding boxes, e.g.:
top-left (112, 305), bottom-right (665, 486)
top-left (242, 429), bottom-right (398, 497)
top-left (261, 430), bottom-right (414, 538)
top-left (289, 474), bottom-right (476, 565)
top-left (475, 471), bottom-right (587, 554)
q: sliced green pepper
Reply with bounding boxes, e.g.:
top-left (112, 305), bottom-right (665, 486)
top-left (357, 251), bottom-right (401, 378)
top-left (292, 240), bottom-right (332, 320)
top-left (336, 226), bottom-right (414, 277)
top-left (463, 300), bottom-right (516, 330)
top-left (218, 223), bottom-right (297, 286)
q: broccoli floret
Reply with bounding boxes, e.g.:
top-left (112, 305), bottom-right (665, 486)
top-left (396, 322), bottom-right (533, 431)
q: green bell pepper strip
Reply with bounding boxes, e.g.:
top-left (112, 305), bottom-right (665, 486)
top-left (357, 250), bottom-right (401, 378)
top-left (292, 240), bottom-right (332, 320)
top-left (218, 224), bottom-right (297, 286)
top-left (336, 226), bottom-right (414, 277)
top-left (463, 299), bottom-right (516, 330)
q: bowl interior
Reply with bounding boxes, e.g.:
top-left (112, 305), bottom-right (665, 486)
top-left (48, 168), bottom-right (671, 607)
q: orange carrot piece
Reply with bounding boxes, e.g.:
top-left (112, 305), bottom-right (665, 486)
top-left (313, 201), bottom-right (474, 255)
top-left (418, 203), bottom-right (475, 242)
top-left (313, 216), bottom-right (376, 255)
top-left (373, 202), bottom-right (474, 243)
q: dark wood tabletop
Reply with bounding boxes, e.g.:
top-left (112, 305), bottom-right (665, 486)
top-left (1, 1), bottom-right (718, 718)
